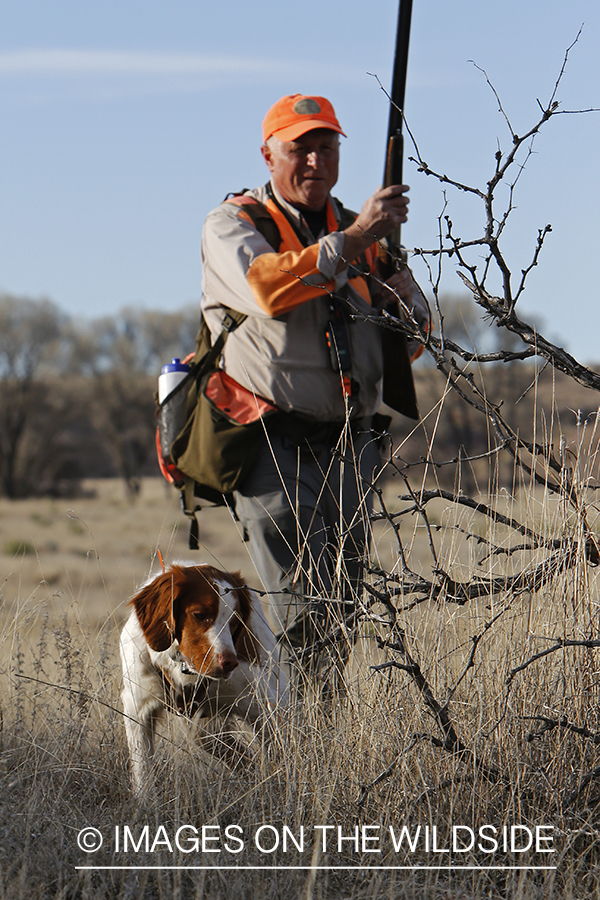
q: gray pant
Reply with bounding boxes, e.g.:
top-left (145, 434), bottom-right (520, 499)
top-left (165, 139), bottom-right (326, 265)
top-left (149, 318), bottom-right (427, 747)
top-left (233, 420), bottom-right (380, 649)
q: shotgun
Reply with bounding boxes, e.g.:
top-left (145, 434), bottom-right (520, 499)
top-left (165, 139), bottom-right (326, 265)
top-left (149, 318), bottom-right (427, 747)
top-left (383, 0), bottom-right (412, 261)
top-left (380, 0), bottom-right (419, 419)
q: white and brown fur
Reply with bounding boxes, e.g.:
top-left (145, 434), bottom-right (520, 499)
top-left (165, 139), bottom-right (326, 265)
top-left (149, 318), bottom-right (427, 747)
top-left (120, 562), bottom-right (287, 792)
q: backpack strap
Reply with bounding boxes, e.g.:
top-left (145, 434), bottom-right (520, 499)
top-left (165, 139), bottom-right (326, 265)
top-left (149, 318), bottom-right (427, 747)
top-left (225, 192), bottom-right (282, 251)
top-left (190, 308), bottom-right (246, 395)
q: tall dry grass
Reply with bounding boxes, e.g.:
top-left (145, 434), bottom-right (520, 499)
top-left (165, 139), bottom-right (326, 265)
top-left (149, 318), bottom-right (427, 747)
top-left (1, 386), bottom-right (600, 900)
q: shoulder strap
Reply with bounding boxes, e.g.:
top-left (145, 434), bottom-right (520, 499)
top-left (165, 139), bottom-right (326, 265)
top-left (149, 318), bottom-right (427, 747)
top-left (158, 307), bottom-right (247, 410)
top-left (225, 192), bottom-right (282, 251)
top-left (333, 198), bottom-right (359, 231)
top-left (196, 307), bottom-right (247, 371)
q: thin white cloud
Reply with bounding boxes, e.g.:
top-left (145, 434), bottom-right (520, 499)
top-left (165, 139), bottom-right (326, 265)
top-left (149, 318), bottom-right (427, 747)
top-left (0, 49), bottom-right (372, 107)
top-left (0, 49), bottom-right (281, 76)
top-left (0, 50), bottom-right (446, 95)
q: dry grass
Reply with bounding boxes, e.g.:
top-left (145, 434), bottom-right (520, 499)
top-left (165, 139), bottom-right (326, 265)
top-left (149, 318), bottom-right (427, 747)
top-left (2, 464), bottom-right (600, 898)
top-left (0, 478), bottom-right (254, 626)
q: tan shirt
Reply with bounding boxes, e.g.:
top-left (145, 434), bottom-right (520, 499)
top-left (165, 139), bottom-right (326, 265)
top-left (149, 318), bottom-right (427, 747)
top-left (200, 184), bottom-right (383, 422)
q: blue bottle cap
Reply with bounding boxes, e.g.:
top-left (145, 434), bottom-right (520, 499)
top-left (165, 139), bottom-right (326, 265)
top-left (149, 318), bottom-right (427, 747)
top-left (161, 358), bottom-right (190, 375)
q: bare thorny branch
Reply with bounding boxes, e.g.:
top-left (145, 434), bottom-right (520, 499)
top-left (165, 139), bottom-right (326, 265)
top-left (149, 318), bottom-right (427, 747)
top-left (347, 34), bottom-right (600, 807)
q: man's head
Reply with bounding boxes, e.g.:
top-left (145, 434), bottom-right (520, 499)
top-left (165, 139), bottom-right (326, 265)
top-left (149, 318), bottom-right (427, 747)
top-left (261, 95), bottom-right (344, 212)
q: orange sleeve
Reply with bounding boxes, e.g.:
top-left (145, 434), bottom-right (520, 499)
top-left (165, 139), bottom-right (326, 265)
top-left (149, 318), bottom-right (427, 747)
top-left (246, 245), bottom-right (335, 317)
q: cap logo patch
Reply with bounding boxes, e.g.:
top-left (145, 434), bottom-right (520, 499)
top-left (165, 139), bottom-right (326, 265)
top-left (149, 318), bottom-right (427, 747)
top-left (293, 98), bottom-right (321, 116)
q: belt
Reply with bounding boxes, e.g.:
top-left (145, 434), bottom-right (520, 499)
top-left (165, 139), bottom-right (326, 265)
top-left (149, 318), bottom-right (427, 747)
top-left (269, 412), bottom-right (374, 446)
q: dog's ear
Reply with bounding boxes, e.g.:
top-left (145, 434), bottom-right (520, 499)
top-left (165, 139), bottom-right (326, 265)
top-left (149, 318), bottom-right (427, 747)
top-left (131, 568), bottom-right (184, 651)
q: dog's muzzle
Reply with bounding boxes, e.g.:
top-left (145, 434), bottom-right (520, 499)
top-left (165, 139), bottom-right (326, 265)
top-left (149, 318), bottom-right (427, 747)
top-left (168, 644), bottom-right (199, 676)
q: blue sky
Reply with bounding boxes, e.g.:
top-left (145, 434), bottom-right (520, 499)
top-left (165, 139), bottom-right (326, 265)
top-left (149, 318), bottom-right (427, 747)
top-left (1, 0), bottom-right (599, 360)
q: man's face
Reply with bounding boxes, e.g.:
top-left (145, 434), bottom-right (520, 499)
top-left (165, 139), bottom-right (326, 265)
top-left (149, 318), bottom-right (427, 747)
top-left (261, 128), bottom-right (340, 212)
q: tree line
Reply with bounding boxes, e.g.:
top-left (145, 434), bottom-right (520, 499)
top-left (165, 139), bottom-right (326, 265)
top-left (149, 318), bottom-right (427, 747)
top-left (0, 294), bottom-right (199, 499)
top-left (0, 291), bottom-right (595, 501)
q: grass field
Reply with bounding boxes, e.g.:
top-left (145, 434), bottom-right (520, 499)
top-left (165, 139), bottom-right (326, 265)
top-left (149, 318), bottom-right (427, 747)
top-left (2, 472), bottom-right (600, 899)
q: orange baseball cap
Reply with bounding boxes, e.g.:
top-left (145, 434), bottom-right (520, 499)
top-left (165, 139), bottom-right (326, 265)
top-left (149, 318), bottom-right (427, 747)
top-left (262, 94), bottom-right (346, 143)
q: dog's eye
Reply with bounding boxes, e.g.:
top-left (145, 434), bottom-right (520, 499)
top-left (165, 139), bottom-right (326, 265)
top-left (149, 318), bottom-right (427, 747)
top-left (192, 611), bottom-right (212, 624)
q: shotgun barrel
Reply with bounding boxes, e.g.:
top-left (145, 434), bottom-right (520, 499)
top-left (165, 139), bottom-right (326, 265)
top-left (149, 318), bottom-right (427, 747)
top-left (380, 0), bottom-right (419, 420)
top-left (383, 0), bottom-right (413, 257)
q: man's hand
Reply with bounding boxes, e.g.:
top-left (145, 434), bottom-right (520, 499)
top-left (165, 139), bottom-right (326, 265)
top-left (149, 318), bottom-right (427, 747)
top-left (353, 184), bottom-right (410, 241)
top-left (340, 184), bottom-right (409, 269)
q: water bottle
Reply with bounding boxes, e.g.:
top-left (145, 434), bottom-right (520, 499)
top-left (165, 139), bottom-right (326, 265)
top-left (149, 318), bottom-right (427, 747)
top-left (158, 358), bottom-right (191, 460)
top-left (158, 358), bottom-right (190, 404)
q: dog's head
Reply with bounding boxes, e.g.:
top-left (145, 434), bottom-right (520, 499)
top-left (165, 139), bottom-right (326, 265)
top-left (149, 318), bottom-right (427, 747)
top-left (131, 564), bottom-right (263, 678)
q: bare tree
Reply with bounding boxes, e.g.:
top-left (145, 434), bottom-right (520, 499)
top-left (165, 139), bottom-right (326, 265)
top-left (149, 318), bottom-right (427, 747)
top-left (70, 306), bottom-right (198, 497)
top-left (0, 295), bottom-right (79, 497)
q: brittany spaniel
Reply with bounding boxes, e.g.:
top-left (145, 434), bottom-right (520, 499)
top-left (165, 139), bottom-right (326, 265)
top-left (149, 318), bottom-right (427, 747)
top-left (119, 562), bottom-right (287, 792)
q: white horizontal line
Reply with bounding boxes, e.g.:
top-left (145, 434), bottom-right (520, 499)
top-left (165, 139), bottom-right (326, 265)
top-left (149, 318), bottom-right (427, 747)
top-left (76, 865), bottom-right (558, 871)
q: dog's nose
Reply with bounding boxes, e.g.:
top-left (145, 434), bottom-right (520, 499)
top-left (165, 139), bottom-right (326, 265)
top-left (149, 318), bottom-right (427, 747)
top-left (217, 652), bottom-right (239, 675)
